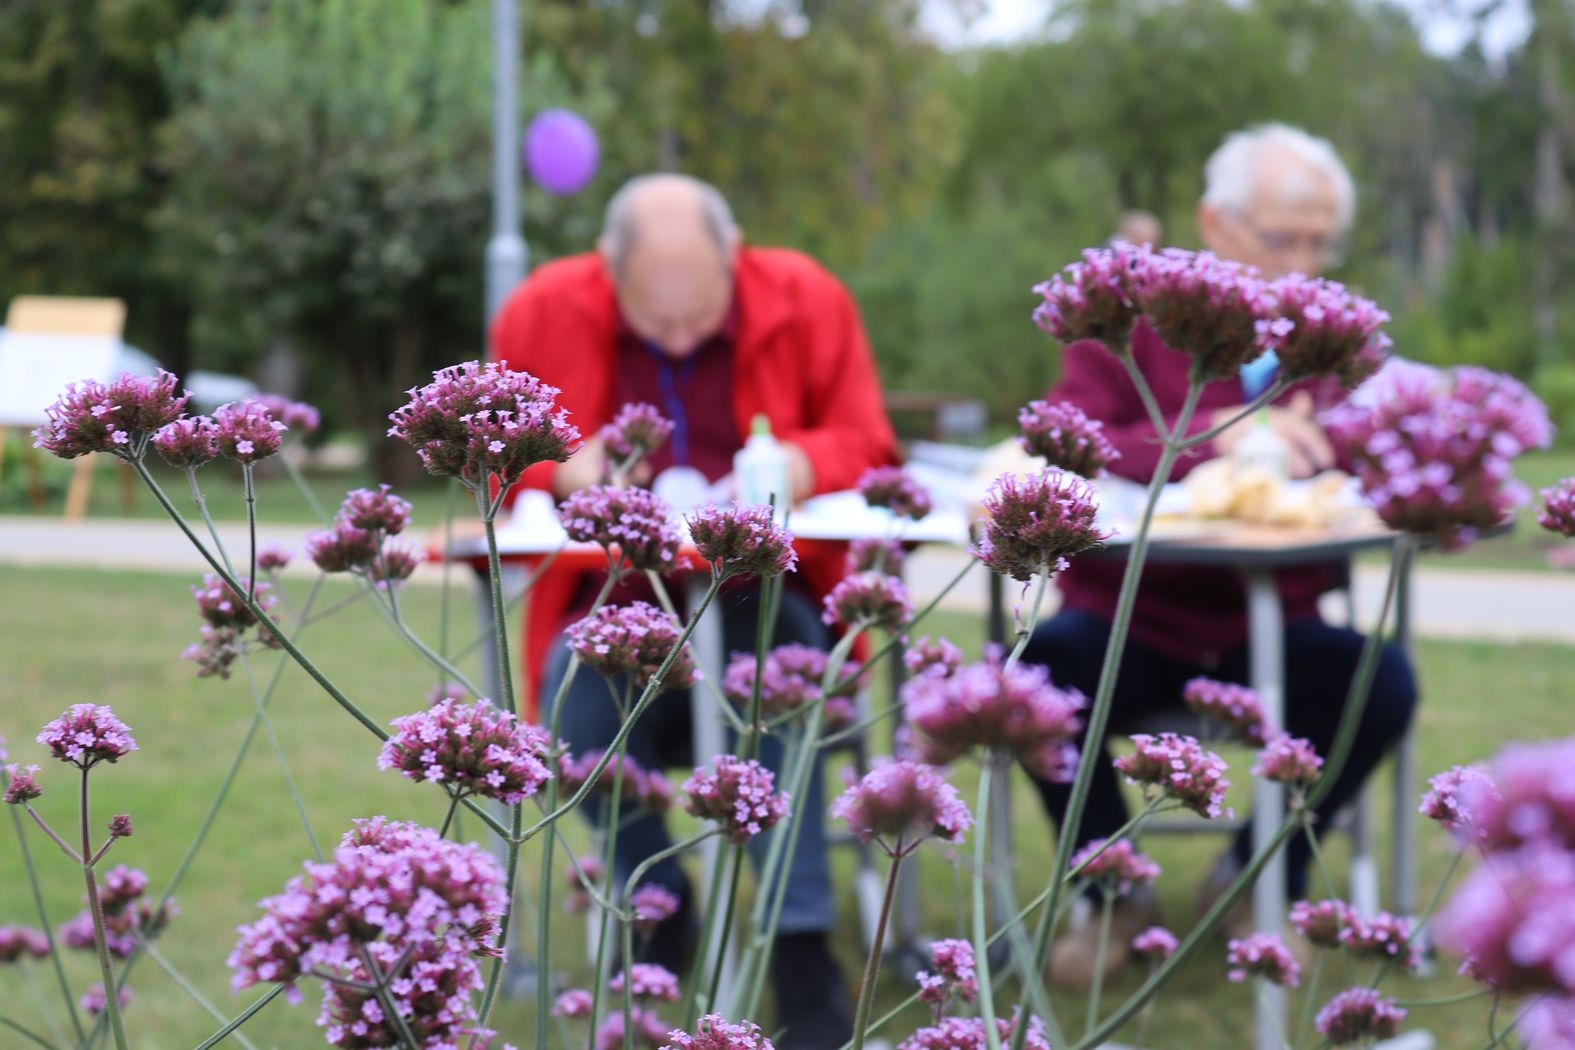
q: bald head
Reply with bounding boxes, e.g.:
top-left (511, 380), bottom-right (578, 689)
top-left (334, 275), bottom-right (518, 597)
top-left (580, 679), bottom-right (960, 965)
top-left (599, 175), bottom-right (741, 359)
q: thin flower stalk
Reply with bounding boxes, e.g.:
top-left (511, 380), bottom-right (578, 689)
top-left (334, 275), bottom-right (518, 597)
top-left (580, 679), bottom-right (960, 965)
top-left (971, 756), bottom-right (1006, 1050)
top-left (851, 850), bottom-right (907, 1050)
top-left (78, 767), bottom-right (130, 1050)
top-left (6, 802), bottom-right (86, 1045)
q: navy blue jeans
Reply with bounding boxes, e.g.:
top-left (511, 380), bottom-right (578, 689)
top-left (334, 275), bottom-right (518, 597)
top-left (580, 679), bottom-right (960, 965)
top-left (1025, 609), bottom-right (1418, 897)
top-left (541, 585), bottom-right (836, 933)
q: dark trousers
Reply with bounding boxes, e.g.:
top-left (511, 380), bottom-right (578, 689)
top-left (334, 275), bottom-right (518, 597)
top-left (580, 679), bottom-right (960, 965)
top-left (1025, 608), bottom-right (1418, 897)
top-left (542, 585), bottom-right (836, 933)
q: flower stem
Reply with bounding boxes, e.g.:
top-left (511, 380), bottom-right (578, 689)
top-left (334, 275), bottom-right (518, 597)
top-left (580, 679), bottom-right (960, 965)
top-left (135, 934), bottom-right (264, 1050)
top-left (850, 853), bottom-right (904, 1050)
top-left (972, 757), bottom-right (1003, 1050)
top-left (1086, 890), bottom-right (1114, 1035)
top-left (0, 1017), bottom-right (56, 1049)
top-left (479, 490), bottom-right (517, 716)
top-left (7, 803), bottom-right (86, 1045)
top-left (243, 462), bottom-right (258, 602)
top-left (1296, 943), bottom-right (1325, 1048)
top-left (240, 652), bottom-right (321, 860)
top-left (79, 767), bottom-right (129, 1050)
top-left (191, 985), bottom-right (286, 1050)
top-left (186, 466), bottom-right (235, 578)
top-left (476, 803), bottom-right (525, 1029)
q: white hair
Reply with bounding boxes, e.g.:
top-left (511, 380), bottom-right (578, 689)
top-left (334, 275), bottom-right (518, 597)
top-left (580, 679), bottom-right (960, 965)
top-left (601, 174), bottom-right (737, 273)
top-left (1202, 123), bottom-right (1355, 230)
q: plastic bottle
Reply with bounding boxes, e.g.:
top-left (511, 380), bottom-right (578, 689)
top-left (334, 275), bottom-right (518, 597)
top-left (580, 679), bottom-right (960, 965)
top-left (734, 414), bottom-right (790, 516)
top-left (1232, 410), bottom-right (1291, 480)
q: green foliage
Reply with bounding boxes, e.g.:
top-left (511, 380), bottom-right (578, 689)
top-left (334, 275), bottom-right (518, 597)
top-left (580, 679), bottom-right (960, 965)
top-left (1389, 237), bottom-right (1539, 374)
top-left (1534, 363), bottom-right (1575, 449)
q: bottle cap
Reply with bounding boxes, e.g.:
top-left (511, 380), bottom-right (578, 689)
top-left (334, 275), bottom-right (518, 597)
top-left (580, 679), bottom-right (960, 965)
top-left (750, 414), bottom-right (773, 437)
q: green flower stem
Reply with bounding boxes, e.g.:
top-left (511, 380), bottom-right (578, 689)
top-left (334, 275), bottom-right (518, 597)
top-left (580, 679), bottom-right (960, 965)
top-left (833, 557), bottom-right (977, 695)
top-left (363, 590), bottom-right (486, 713)
top-left (243, 462), bottom-right (258, 602)
top-left (437, 797), bottom-right (461, 839)
top-left (972, 757), bottom-right (1004, 1050)
top-left (1297, 948), bottom-right (1326, 1049)
top-left (1399, 988), bottom-right (1495, 1009)
top-left (1086, 890), bottom-right (1114, 1035)
top-left (475, 803), bottom-right (525, 1029)
top-left (279, 446), bottom-right (329, 522)
top-left (7, 803), bottom-right (86, 1046)
top-left (135, 935), bottom-right (263, 1050)
top-left (191, 985), bottom-right (286, 1050)
top-left (1178, 375), bottom-right (1293, 450)
top-left (1120, 354), bottom-right (1174, 437)
top-left (741, 573), bottom-right (784, 760)
top-left (850, 852), bottom-right (905, 1050)
top-left (1367, 846), bottom-right (1464, 992)
top-left (520, 574), bottom-right (725, 843)
top-left (1019, 381), bottom-right (1205, 1050)
top-left (817, 700), bottom-right (902, 752)
top-left (21, 805), bottom-right (80, 861)
top-left (1006, 565), bottom-right (1052, 667)
top-left (359, 945), bottom-right (422, 1050)
top-left (0, 1017), bottom-right (56, 1049)
top-left (684, 835), bottom-right (740, 1026)
top-left (79, 767), bottom-right (129, 1050)
top-left (240, 653), bottom-right (322, 860)
top-left (437, 480), bottom-right (459, 681)
top-left (186, 466), bottom-right (236, 578)
top-left (705, 845), bottom-right (746, 1016)
top-left (478, 489), bottom-right (517, 716)
top-left (1252, 983), bottom-right (1293, 1050)
top-left (588, 733), bottom-right (634, 1031)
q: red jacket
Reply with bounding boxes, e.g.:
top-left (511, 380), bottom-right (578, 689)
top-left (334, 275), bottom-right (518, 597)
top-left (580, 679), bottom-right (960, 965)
top-left (490, 247), bottom-right (900, 710)
top-left (1051, 322), bottom-right (1346, 666)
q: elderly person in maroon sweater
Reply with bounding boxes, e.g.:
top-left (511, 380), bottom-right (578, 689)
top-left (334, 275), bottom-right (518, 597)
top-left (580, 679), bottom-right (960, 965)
top-left (1034, 124), bottom-right (1418, 989)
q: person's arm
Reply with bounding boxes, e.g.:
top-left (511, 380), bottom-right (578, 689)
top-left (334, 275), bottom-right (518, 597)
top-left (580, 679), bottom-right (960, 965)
top-left (779, 280), bottom-right (900, 497)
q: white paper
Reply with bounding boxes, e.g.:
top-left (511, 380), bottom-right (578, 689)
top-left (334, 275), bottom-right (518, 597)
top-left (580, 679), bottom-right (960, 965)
top-left (0, 332), bottom-right (122, 426)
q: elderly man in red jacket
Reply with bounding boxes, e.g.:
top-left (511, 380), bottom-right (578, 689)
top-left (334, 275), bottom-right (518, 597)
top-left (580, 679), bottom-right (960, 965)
top-left (490, 173), bottom-right (898, 1047)
top-left (1033, 125), bottom-right (1418, 989)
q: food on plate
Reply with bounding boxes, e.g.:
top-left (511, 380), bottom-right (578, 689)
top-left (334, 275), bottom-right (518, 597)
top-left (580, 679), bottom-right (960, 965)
top-left (1183, 459), bottom-right (1354, 528)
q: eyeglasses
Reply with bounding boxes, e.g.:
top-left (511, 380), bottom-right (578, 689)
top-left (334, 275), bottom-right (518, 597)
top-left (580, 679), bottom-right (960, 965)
top-left (1226, 210), bottom-right (1346, 268)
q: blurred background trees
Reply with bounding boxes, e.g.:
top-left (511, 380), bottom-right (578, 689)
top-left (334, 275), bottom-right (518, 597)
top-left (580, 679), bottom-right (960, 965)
top-left (2, 0), bottom-right (1570, 468)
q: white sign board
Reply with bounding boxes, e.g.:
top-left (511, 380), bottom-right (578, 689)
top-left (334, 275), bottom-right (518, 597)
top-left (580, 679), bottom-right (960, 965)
top-left (0, 331), bottom-right (122, 427)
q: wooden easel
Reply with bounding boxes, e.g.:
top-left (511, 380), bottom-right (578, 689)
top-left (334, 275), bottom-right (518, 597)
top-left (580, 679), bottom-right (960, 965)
top-left (0, 296), bottom-right (127, 520)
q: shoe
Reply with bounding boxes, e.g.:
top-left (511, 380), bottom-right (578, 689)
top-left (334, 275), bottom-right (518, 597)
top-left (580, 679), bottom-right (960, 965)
top-left (771, 932), bottom-right (853, 1050)
top-left (1196, 850), bottom-right (1312, 970)
top-left (1046, 887), bottom-right (1163, 992)
top-left (633, 879), bottom-right (700, 978)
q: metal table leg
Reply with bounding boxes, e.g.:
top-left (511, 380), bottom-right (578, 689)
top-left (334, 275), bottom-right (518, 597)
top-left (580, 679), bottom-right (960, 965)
top-left (1246, 571), bottom-right (1287, 1050)
top-left (687, 574), bottom-right (738, 1005)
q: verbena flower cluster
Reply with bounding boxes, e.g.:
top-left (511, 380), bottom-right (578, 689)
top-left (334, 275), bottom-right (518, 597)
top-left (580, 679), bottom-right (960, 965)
top-left (831, 759), bottom-right (972, 856)
top-left (821, 571), bottom-right (912, 632)
top-left (1540, 477), bottom-right (1575, 538)
top-left (566, 602), bottom-right (698, 692)
top-left (1068, 838), bottom-right (1162, 897)
top-left (387, 360), bottom-right (579, 491)
top-left (1290, 898), bottom-right (1355, 949)
top-left (1324, 365), bottom-right (1554, 550)
top-left (681, 756), bottom-right (790, 845)
top-left (153, 415), bottom-right (219, 467)
top-left (600, 402), bottom-right (674, 466)
top-left (721, 643), bottom-right (862, 730)
top-left (1339, 911), bottom-right (1420, 969)
top-left (660, 1014), bottom-right (776, 1049)
top-left (630, 884), bottom-right (680, 933)
top-left (1268, 272), bottom-right (1390, 388)
top-left (1226, 932), bottom-right (1302, 987)
top-left (378, 698), bottom-right (552, 804)
top-left (34, 371), bottom-right (188, 460)
top-left (1181, 676), bottom-right (1271, 746)
top-left (37, 704), bottom-right (137, 769)
top-left (1315, 987), bottom-right (1406, 1045)
top-left (249, 394), bottom-right (322, 434)
top-left (1127, 248), bottom-right (1282, 383)
top-left (558, 750), bottom-right (674, 814)
top-left (857, 467), bottom-right (933, 521)
top-left (560, 484), bottom-right (682, 574)
top-left (900, 650), bottom-right (1084, 780)
top-left (610, 963), bottom-right (682, 1002)
top-left (213, 399), bottom-right (287, 463)
top-left (184, 574), bottom-right (283, 678)
top-left (916, 938), bottom-right (978, 1016)
top-left (903, 636), bottom-right (962, 679)
top-left (1252, 734), bottom-right (1324, 790)
top-left (973, 468), bottom-right (1107, 582)
top-left (0, 925), bottom-right (50, 962)
top-left (1017, 399), bottom-right (1119, 478)
top-left (687, 503), bottom-right (797, 579)
top-left (59, 865), bottom-right (175, 959)
top-left (229, 818), bottom-right (507, 1049)
top-left (1131, 926), bottom-right (1178, 962)
top-left (1420, 764), bottom-right (1498, 843)
top-left (1032, 241), bottom-right (1148, 353)
top-left (846, 536), bottom-right (906, 576)
top-left (307, 486), bottom-right (424, 588)
top-left (897, 1012), bottom-right (1051, 1050)
top-left (1114, 733), bottom-right (1232, 819)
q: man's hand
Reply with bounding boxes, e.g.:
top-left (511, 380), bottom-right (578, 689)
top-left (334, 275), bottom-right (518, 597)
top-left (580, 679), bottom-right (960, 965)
top-left (1209, 391), bottom-right (1335, 479)
top-left (784, 441), bottom-right (815, 503)
top-left (551, 436), bottom-right (607, 499)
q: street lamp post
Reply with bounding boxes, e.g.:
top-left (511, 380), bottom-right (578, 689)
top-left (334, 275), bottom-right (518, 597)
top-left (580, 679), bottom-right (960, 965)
top-left (486, 0), bottom-right (528, 333)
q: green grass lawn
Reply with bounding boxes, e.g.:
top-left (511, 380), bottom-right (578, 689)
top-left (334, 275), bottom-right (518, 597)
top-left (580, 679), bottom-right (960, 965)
top-left (0, 565), bottom-right (1568, 1049)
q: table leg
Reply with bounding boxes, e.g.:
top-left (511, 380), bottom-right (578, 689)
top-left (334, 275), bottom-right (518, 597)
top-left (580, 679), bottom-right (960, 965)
top-left (687, 574), bottom-right (738, 1004)
top-left (1391, 553), bottom-right (1422, 960)
top-left (1246, 571), bottom-right (1287, 1050)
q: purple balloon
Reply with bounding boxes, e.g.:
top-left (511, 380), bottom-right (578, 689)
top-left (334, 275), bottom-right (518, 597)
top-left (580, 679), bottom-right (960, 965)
top-left (524, 109), bottom-right (599, 196)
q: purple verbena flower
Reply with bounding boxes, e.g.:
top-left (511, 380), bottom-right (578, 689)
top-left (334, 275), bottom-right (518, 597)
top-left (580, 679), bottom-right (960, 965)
top-left (4, 765), bottom-right (42, 804)
top-left (1315, 988), bottom-right (1406, 1045)
top-left (34, 371), bottom-right (189, 460)
top-left (366, 542), bottom-right (424, 588)
top-left (1115, 733), bottom-right (1232, 819)
top-left (1340, 911), bottom-right (1420, 969)
top-left (0, 925), bottom-right (50, 962)
top-left (973, 468), bottom-right (1108, 582)
top-left (566, 602), bottom-right (698, 692)
top-left (339, 484), bottom-right (413, 535)
top-left (687, 503), bottom-right (797, 580)
top-left (682, 756), bottom-right (790, 845)
top-left (903, 636), bottom-right (962, 679)
top-left (256, 544), bottom-right (292, 572)
top-left (378, 699), bottom-right (552, 804)
top-left (1468, 736), bottom-right (1575, 852)
top-left (1131, 926), bottom-right (1178, 962)
top-left (858, 466), bottom-right (933, 521)
top-left (898, 1012), bottom-right (1051, 1050)
top-left (846, 536), bottom-right (906, 576)
top-left (306, 521), bottom-right (380, 574)
top-left (152, 415), bottom-right (219, 468)
top-left (660, 1014), bottom-right (776, 1049)
top-left (1253, 734), bottom-right (1324, 789)
top-left (1227, 932), bottom-right (1303, 987)
top-left (387, 360), bottom-right (580, 491)
top-left (59, 866), bottom-right (172, 959)
top-left (1032, 242), bottom-right (1148, 354)
top-left (191, 574), bottom-right (276, 630)
top-left (558, 750), bottom-right (673, 814)
top-left (630, 884), bottom-right (680, 934)
top-left (1268, 273), bottom-right (1392, 388)
top-left (228, 818), bottom-right (506, 1045)
top-left (1421, 764), bottom-right (1498, 845)
top-left (80, 984), bottom-right (133, 1017)
top-left (1128, 248), bottom-right (1279, 382)
top-left (108, 813), bottom-right (133, 839)
top-left (1541, 478), bottom-right (1575, 538)
top-left (916, 938), bottom-right (978, 1016)
top-left (1290, 899), bottom-right (1355, 949)
top-left (611, 963), bottom-right (681, 1002)
top-left (822, 571), bottom-right (912, 632)
top-left (901, 650), bottom-right (1084, 780)
top-left (561, 857), bottom-right (605, 915)
top-left (553, 988), bottom-right (594, 1018)
top-left (1069, 838), bottom-right (1162, 896)
top-left (37, 705), bottom-right (136, 768)
top-left (560, 484), bottom-right (682, 574)
top-left (831, 759), bottom-right (972, 857)
top-left (1436, 843), bottom-right (1575, 995)
top-left (213, 399), bottom-right (286, 463)
top-left (248, 394), bottom-right (321, 435)
top-left (1182, 676), bottom-right (1271, 746)
top-left (598, 1007), bottom-right (674, 1049)
top-left (1520, 996), bottom-right (1575, 1050)
top-left (720, 644), bottom-right (861, 731)
top-left (1017, 399), bottom-right (1120, 478)
top-left (1324, 365), bottom-right (1553, 550)
top-left (601, 402), bottom-right (674, 465)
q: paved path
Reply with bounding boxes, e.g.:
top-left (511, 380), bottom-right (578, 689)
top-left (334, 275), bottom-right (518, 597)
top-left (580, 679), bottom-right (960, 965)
top-left (4, 515), bottom-right (1573, 642)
